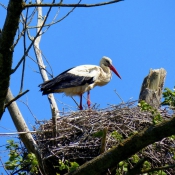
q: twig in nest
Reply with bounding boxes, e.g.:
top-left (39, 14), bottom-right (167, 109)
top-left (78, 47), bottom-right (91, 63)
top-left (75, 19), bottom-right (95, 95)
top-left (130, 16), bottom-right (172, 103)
top-left (114, 89), bottom-right (124, 103)
top-left (100, 127), bottom-right (108, 154)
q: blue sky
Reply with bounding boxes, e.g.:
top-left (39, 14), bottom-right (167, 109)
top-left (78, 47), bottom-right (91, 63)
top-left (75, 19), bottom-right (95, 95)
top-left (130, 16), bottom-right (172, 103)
top-left (0, 0), bottom-right (175, 173)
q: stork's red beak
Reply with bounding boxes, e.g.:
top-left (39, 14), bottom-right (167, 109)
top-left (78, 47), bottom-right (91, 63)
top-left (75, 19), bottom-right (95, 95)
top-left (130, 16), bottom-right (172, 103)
top-left (109, 65), bottom-right (121, 79)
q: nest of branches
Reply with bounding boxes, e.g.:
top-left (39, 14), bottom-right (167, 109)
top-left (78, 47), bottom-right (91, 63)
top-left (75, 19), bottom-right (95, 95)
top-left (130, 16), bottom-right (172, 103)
top-left (35, 101), bottom-right (175, 174)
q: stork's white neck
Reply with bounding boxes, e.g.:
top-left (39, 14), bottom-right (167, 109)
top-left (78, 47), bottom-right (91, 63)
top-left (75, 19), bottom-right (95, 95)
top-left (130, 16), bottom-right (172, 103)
top-left (101, 64), bottom-right (111, 74)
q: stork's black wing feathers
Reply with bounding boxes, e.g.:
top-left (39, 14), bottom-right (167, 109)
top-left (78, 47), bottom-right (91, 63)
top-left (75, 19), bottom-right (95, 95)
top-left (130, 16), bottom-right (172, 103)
top-left (39, 67), bottom-right (94, 95)
top-left (39, 67), bottom-right (74, 89)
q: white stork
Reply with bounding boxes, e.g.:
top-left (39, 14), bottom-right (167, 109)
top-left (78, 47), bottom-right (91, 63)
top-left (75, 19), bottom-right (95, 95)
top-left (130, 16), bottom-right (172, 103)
top-left (39, 56), bottom-right (121, 110)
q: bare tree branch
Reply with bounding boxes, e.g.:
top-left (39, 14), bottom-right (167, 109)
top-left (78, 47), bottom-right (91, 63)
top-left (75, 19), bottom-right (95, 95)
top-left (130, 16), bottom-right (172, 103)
top-left (27, 54), bottom-right (53, 78)
top-left (10, 1), bottom-right (51, 75)
top-left (33, 0), bottom-right (60, 144)
top-left (5, 89), bottom-right (29, 108)
top-left (39, 0), bottom-right (82, 32)
top-left (0, 2), bottom-right (7, 10)
top-left (5, 88), bottom-right (47, 174)
top-left (6, 89), bottom-right (44, 172)
top-left (19, 9), bottom-right (29, 93)
top-left (19, 99), bottom-right (39, 123)
top-left (12, 7), bottom-right (37, 48)
top-left (24, 0), bottom-right (123, 8)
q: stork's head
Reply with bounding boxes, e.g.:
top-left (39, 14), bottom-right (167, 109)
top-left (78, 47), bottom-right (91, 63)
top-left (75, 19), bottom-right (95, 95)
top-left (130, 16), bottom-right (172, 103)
top-left (100, 56), bottom-right (121, 79)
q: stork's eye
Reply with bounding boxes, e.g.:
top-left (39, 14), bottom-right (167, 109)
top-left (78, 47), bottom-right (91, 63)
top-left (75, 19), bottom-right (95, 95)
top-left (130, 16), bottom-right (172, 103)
top-left (106, 60), bottom-right (110, 65)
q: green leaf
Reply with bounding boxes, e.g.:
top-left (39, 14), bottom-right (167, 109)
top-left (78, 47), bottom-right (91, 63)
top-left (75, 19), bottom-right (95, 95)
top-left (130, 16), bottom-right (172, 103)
top-left (111, 131), bottom-right (123, 141)
top-left (162, 87), bottom-right (175, 107)
top-left (131, 154), bottom-right (140, 163)
top-left (69, 161), bottom-right (79, 172)
top-left (142, 160), bottom-right (151, 170)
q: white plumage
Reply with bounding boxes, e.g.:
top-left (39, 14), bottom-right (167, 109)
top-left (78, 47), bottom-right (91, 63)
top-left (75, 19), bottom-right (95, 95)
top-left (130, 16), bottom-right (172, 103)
top-left (39, 56), bottom-right (121, 110)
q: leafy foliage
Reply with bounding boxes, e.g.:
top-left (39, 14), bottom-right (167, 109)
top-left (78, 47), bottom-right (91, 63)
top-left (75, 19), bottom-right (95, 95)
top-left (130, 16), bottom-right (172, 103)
top-left (116, 161), bottom-right (128, 175)
top-left (111, 131), bottom-right (123, 142)
top-left (138, 100), bottom-right (162, 124)
top-left (162, 87), bottom-right (175, 108)
top-left (142, 160), bottom-right (151, 171)
top-left (56, 159), bottom-right (79, 174)
top-left (130, 154), bottom-right (140, 164)
top-left (5, 140), bottom-right (38, 174)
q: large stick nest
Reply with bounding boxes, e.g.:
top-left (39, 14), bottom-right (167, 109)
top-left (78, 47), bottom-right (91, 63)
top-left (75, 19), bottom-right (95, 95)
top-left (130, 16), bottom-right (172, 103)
top-left (35, 102), bottom-right (175, 174)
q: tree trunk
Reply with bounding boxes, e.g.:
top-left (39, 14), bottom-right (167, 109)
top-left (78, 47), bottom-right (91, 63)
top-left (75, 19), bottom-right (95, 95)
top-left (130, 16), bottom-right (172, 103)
top-left (139, 68), bottom-right (167, 108)
top-left (6, 88), bottom-right (47, 175)
top-left (0, 0), bottom-right (24, 118)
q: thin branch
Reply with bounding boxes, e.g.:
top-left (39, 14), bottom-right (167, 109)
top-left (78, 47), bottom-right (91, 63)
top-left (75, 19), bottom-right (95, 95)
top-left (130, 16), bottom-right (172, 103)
top-left (19, 100), bottom-right (39, 123)
top-left (0, 130), bottom-right (50, 136)
top-left (27, 55), bottom-right (53, 77)
top-left (41, 0), bottom-right (82, 32)
top-left (27, 4), bottom-right (78, 29)
top-left (24, 0), bottom-right (123, 8)
top-left (19, 9), bottom-right (29, 93)
top-left (5, 90), bottom-right (29, 108)
top-left (0, 158), bottom-right (10, 175)
top-left (41, 51), bottom-right (54, 78)
top-left (33, 0), bottom-right (60, 122)
top-left (71, 97), bottom-right (79, 109)
top-left (11, 1), bottom-right (50, 74)
top-left (0, 2), bottom-right (7, 10)
top-left (11, 35), bottom-right (40, 74)
top-left (141, 164), bottom-right (175, 174)
top-left (39, 2), bottom-right (61, 33)
top-left (114, 89), bottom-right (124, 103)
top-left (33, 47), bottom-right (54, 78)
top-left (26, 6), bottom-right (37, 26)
top-left (12, 6), bottom-right (37, 48)
top-left (12, 28), bottom-right (25, 48)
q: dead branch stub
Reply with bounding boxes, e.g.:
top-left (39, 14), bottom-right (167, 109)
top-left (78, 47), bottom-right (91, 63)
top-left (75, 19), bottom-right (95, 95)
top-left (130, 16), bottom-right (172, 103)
top-left (139, 68), bottom-right (167, 108)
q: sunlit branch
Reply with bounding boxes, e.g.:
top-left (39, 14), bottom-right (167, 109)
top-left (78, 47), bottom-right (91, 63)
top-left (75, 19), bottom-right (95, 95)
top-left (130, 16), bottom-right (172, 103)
top-left (24, 0), bottom-right (123, 8)
top-left (0, 129), bottom-right (57, 136)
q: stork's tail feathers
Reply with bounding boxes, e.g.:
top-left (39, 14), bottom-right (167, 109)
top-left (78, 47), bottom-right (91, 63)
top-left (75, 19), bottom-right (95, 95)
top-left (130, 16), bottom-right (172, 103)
top-left (39, 80), bottom-right (54, 95)
top-left (39, 88), bottom-right (51, 95)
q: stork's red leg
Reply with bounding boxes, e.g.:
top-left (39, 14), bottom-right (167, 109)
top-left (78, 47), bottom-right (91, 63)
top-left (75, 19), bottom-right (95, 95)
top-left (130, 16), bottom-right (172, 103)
top-left (79, 94), bottom-right (83, 110)
top-left (87, 91), bottom-right (91, 108)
